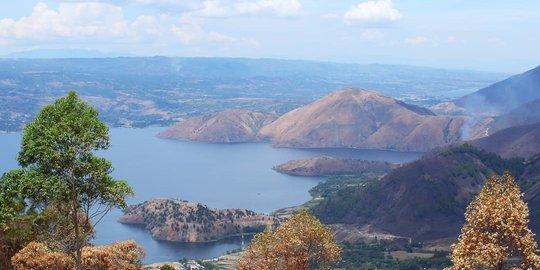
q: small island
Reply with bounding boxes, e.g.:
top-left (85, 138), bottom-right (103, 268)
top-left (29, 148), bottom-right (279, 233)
top-left (273, 156), bottom-right (398, 177)
top-left (119, 198), bottom-right (279, 242)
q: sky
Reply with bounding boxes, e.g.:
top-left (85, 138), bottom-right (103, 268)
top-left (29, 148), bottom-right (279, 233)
top-left (0, 0), bottom-right (539, 73)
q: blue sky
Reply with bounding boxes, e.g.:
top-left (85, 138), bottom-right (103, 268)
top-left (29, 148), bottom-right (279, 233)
top-left (0, 0), bottom-right (538, 73)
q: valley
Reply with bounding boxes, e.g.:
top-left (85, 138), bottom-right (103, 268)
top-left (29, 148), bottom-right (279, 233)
top-left (0, 57), bottom-right (507, 132)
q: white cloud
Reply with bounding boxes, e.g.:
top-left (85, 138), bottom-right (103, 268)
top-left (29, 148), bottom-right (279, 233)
top-left (0, 2), bottom-right (259, 50)
top-left (0, 2), bottom-right (127, 39)
top-left (192, 0), bottom-right (301, 18)
top-left (404, 36), bottom-right (429, 45)
top-left (344, 0), bottom-right (402, 25)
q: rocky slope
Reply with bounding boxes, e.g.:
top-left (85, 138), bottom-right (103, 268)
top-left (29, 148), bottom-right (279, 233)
top-left (158, 110), bottom-right (276, 143)
top-left (259, 88), bottom-right (464, 152)
top-left (119, 199), bottom-right (278, 242)
top-left (312, 145), bottom-right (540, 242)
top-left (273, 156), bottom-right (397, 177)
top-left (469, 123), bottom-right (540, 159)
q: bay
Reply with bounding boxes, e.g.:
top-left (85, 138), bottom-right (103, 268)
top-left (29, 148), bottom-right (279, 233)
top-left (0, 127), bottom-right (422, 263)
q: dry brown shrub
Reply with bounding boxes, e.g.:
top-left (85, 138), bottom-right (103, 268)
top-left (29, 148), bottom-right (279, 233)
top-left (11, 240), bottom-right (144, 270)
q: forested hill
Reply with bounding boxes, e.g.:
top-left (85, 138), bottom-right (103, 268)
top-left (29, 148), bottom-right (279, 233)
top-left (312, 144), bottom-right (540, 241)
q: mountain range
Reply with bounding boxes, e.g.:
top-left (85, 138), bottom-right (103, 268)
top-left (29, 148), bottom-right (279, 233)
top-left (259, 88), bottom-right (464, 152)
top-left (161, 88), bottom-right (465, 152)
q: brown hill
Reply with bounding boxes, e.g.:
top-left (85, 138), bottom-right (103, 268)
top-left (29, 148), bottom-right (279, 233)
top-left (469, 123), bottom-right (540, 159)
top-left (158, 110), bottom-right (276, 143)
top-left (312, 145), bottom-right (537, 242)
top-left (259, 88), bottom-right (464, 152)
top-left (119, 199), bottom-right (278, 242)
top-left (273, 156), bottom-right (397, 177)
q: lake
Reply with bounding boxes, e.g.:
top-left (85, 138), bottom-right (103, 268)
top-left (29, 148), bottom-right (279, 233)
top-left (0, 127), bottom-right (422, 263)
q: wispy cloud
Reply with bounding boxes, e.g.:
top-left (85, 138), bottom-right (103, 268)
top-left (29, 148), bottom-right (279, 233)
top-left (185, 0), bottom-right (302, 18)
top-left (404, 36), bottom-right (429, 45)
top-left (344, 0), bottom-right (402, 25)
top-left (0, 2), bottom-right (259, 52)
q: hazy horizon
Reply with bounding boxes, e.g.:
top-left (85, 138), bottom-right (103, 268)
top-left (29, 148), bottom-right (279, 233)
top-left (1, 0), bottom-right (539, 73)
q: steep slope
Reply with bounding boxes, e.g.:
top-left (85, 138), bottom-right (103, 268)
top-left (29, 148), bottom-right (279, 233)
top-left (312, 145), bottom-right (530, 241)
top-left (119, 199), bottom-right (278, 242)
top-left (489, 98), bottom-right (540, 133)
top-left (457, 65), bottom-right (540, 116)
top-left (158, 110), bottom-right (277, 143)
top-left (273, 156), bottom-right (397, 177)
top-left (469, 123), bottom-right (540, 159)
top-left (259, 88), bottom-right (464, 152)
top-left (525, 182), bottom-right (540, 241)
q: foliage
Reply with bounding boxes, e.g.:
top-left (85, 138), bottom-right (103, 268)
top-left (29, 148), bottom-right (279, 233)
top-left (237, 209), bottom-right (341, 270)
top-left (11, 240), bottom-right (144, 270)
top-left (159, 264), bottom-right (175, 270)
top-left (438, 144), bottom-right (526, 177)
top-left (1, 91), bottom-right (134, 269)
top-left (11, 241), bottom-right (75, 270)
top-left (450, 172), bottom-right (540, 270)
top-left (337, 241), bottom-right (451, 270)
top-left (309, 175), bottom-right (371, 198)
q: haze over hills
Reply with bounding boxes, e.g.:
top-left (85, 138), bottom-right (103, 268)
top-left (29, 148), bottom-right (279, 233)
top-left (0, 57), bottom-right (506, 132)
top-left (431, 65), bottom-right (540, 139)
top-left (157, 110), bottom-right (276, 143)
top-left (488, 99), bottom-right (540, 133)
top-left (260, 88), bottom-right (465, 152)
top-left (456, 65), bottom-right (540, 116)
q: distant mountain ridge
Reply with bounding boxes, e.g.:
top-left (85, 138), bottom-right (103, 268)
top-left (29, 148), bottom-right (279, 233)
top-left (259, 88), bottom-right (464, 152)
top-left (0, 57), bottom-right (507, 132)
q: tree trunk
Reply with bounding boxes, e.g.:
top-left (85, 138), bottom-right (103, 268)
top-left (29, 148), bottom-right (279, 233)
top-left (71, 178), bottom-right (82, 270)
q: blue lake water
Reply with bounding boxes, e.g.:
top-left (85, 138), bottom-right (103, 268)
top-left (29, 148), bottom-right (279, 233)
top-left (0, 127), bottom-right (422, 263)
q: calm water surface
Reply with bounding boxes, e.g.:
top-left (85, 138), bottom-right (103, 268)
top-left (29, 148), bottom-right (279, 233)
top-left (0, 127), bottom-right (421, 263)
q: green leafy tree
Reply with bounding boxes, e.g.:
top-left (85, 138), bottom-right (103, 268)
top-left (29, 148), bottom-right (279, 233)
top-left (1, 91), bottom-right (134, 270)
top-left (159, 263), bottom-right (175, 270)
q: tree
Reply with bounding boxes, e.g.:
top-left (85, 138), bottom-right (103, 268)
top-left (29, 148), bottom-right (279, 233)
top-left (450, 172), bottom-right (540, 270)
top-left (159, 264), bottom-right (175, 270)
top-left (1, 91), bottom-right (134, 270)
top-left (237, 209), bottom-right (341, 270)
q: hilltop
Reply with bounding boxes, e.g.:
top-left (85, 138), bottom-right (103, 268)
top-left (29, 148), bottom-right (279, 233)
top-left (158, 110), bottom-right (276, 143)
top-left (260, 88), bottom-right (464, 152)
top-left (119, 199), bottom-right (279, 242)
